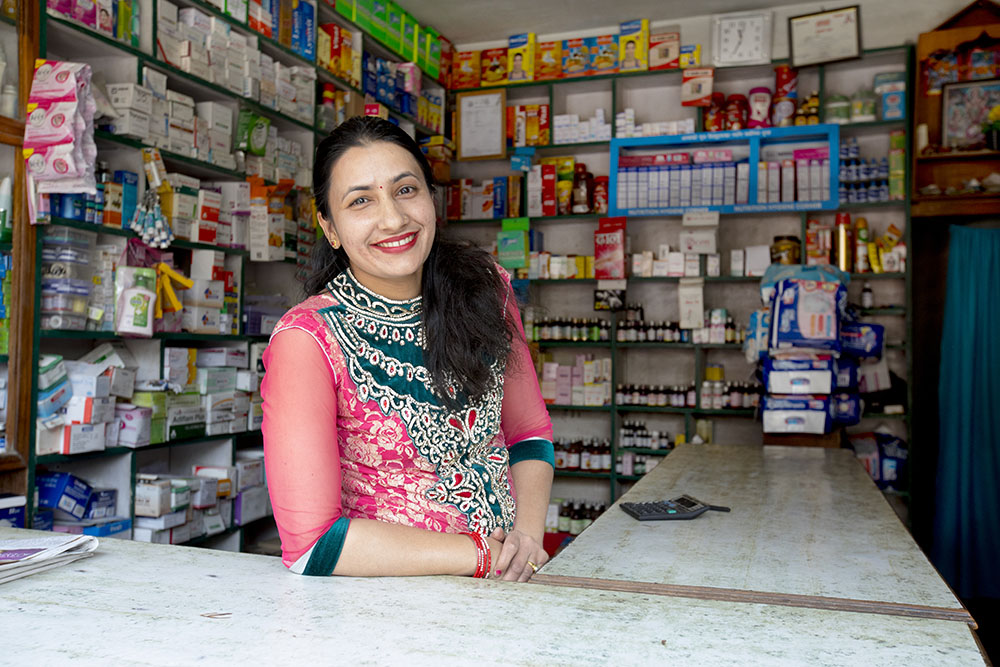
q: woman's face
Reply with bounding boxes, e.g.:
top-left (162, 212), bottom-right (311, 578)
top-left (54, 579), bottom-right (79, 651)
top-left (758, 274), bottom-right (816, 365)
top-left (318, 141), bottom-right (436, 299)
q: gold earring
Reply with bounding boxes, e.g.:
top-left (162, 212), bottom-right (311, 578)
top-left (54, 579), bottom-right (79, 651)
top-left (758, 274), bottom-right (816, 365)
top-left (331, 238), bottom-right (340, 249)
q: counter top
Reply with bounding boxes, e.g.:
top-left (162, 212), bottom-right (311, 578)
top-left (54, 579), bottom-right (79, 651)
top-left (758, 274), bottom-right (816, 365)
top-left (541, 444), bottom-right (965, 615)
top-left (0, 527), bottom-right (986, 665)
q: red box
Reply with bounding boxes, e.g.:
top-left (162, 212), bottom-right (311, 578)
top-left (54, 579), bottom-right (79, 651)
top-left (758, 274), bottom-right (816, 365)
top-left (446, 181), bottom-right (462, 220)
top-left (452, 51), bottom-right (481, 89)
top-left (538, 104), bottom-right (550, 146)
top-left (541, 164), bottom-right (557, 217)
top-left (480, 47), bottom-right (508, 86)
top-left (594, 217), bottom-right (627, 279)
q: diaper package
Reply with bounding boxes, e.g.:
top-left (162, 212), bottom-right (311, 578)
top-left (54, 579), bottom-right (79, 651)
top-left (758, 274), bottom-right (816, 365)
top-left (760, 263), bottom-right (849, 307)
top-left (832, 392), bottom-right (862, 426)
top-left (762, 394), bottom-right (832, 434)
top-left (769, 279), bottom-right (847, 355)
top-left (834, 357), bottom-right (859, 390)
top-left (849, 430), bottom-right (908, 492)
top-left (840, 321), bottom-right (885, 359)
top-left (764, 355), bottom-right (835, 395)
top-left (743, 308), bottom-right (771, 363)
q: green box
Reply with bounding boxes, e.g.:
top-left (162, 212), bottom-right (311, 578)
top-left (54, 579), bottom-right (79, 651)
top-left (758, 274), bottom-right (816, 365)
top-left (370, 0), bottom-right (387, 43)
top-left (168, 422), bottom-right (206, 442)
top-left (425, 27), bottom-right (441, 79)
top-left (416, 25), bottom-right (428, 70)
top-left (150, 418), bottom-right (166, 445)
top-left (401, 12), bottom-right (418, 62)
top-left (237, 111), bottom-right (270, 156)
top-left (335, 0), bottom-right (356, 20)
top-left (355, 0), bottom-right (373, 33)
top-left (132, 391), bottom-right (168, 418)
top-left (497, 227), bottom-right (528, 269)
top-left (385, 1), bottom-right (402, 54)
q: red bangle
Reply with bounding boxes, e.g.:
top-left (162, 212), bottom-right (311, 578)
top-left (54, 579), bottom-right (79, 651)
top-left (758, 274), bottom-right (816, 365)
top-left (461, 532), bottom-right (490, 579)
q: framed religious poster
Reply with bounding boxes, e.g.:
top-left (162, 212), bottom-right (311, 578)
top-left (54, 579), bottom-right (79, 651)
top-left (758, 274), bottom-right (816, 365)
top-left (788, 6), bottom-right (861, 68)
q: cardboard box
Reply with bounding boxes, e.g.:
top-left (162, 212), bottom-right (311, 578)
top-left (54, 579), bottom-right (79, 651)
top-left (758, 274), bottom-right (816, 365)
top-left (167, 422), bottom-right (206, 441)
top-left (132, 526), bottom-right (171, 544)
top-left (84, 488), bottom-right (118, 520)
top-left (0, 495), bottom-right (26, 528)
top-left (196, 367), bottom-right (238, 394)
top-left (44, 423), bottom-right (107, 456)
top-left (130, 391), bottom-right (167, 418)
top-left (236, 370), bottom-right (261, 392)
top-left (114, 404), bottom-right (153, 448)
top-left (197, 347), bottom-right (248, 368)
top-left (619, 19), bottom-right (649, 72)
top-left (134, 508), bottom-right (187, 531)
top-left (187, 279), bottom-right (225, 309)
top-left (649, 31), bottom-right (680, 70)
top-left (64, 361), bottom-right (112, 398)
top-left (234, 484), bottom-right (269, 525)
top-left (183, 306), bottom-right (222, 335)
top-left (37, 472), bottom-right (94, 521)
top-left (195, 101), bottom-right (233, 133)
top-left (63, 396), bottom-right (116, 424)
top-left (135, 477), bottom-right (172, 517)
top-left (507, 33), bottom-right (535, 82)
top-left (235, 459), bottom-right (264, 491)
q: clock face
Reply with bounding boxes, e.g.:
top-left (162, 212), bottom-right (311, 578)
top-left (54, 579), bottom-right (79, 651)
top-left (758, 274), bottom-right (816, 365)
top-left (715, 12), bottom-right (772, 65)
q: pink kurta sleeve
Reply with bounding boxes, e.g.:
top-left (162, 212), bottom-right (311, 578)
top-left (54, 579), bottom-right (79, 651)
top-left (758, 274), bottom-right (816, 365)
top-left (499, 281), bottom-right (554, 466)
top-left (262, 327), bottom-right (347, 570)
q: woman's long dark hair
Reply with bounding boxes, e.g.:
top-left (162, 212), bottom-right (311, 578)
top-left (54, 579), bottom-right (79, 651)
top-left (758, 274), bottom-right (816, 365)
top-left (306, 116), bottom-right (515, 408)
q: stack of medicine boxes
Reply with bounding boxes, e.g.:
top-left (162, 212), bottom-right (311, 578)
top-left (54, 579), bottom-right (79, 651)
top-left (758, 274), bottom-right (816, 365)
top-left (133, 470), bottom-right (226, 544)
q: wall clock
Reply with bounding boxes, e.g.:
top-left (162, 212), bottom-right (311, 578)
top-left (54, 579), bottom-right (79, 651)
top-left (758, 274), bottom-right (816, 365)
top-left (712, 11), bottom-right (773, 67)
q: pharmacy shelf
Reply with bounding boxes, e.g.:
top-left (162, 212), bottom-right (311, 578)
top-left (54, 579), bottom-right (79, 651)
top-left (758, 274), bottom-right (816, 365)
top-left (546, 404), bottom-right (613, 412)
top-left (0, 13), bottom-right (15, 27)
top-left (157, 332), bottom-right (250, 342)
top-left (539, 141), bottom-right (611, 151)
top-left (529, 279), bottom-right (597, 285)
top-left (851, 272), bottom-right (906, 280)
top-left (36, 447), bottom-right (135, 465)
top-left (0, 243), bottom-right (11, 253)
top-left (837, 119), bottom-right (907, 131)
top-left (450, 66), bottom-right (688, 94)
top-left (835, 201), bottom-right (907, 211)
top-left (619, 447), bottom-right (675, 456)
top-left (615, 475), bottom-right (645, 483)
top-left (862, 412), bottom-right (909, 420)
top-left (94, 130), bottom-right (248, 182)
top-left (859, 306), bottom-right (906, 316)
top-left (615, 342), bottom-right (694, 349)
top-left (447, 214), bottom-right (601, 225)
top-left (616, 405), bottom-right (690, 415)
top-left (628, 275), bottom-right (760, 284)
top-left (39, 330), bottom-right (256, 342)
top-left (537, 341), bottom-right (612, 348)
top-left (0, 355), bottom-right (7, 364)
top-left (138, 434), bottom-right (251, 454)
top-left (46, 217), bottom-right (250, 257)
top-left (692, 409), bottom-right (757, 417)
top-left (554, 470), bottom-right (611, 479)
top-left (46, 12), bottom-right (150, 60)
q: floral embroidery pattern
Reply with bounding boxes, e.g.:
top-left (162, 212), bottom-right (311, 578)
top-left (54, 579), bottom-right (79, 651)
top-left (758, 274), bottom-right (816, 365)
top-left (316, 270), bottom-right (515, 535)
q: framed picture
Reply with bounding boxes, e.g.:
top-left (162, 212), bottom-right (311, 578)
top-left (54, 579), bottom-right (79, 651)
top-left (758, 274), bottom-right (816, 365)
top-left (456, 89), bottom-right (507, 161)
top-left (942, 78), bottom-right (1000, 148)
top-left (788, 6), bottom-right (861, 68)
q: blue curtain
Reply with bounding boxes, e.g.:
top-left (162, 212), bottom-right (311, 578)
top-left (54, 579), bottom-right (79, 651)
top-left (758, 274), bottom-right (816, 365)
top-left (932, 225), bottom-right (1000, 599)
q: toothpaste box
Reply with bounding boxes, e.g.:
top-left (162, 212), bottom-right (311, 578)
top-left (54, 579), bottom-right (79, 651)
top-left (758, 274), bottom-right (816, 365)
top-left (764, 356), bottom-right (835, 395)
top-left (37, 472), bottom-right (94, 521)
top-left (762, 394), bottom-right (832, 434)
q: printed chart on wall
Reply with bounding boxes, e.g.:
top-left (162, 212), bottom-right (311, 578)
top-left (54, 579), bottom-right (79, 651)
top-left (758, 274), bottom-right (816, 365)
top-left (457, 90), bottom-right (507, 161)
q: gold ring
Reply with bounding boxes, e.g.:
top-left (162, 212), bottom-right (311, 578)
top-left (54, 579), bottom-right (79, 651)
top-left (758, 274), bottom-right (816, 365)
top-left (526, 560), bottom-right (539, 573)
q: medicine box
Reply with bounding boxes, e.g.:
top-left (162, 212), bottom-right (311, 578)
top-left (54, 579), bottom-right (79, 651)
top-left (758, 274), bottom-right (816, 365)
top-left (107, 83), bottom-right (154, 115)
top-left (234, 484), bottom-right (269, 525)
top-left (197, 346), bottom-right (248, 368)
top-left (132, 526), bottom-right (171, 544)
top-left (235, 459), bottom-right (264, 491)
top-left (187, 279), bottom-right (225, 309)
top-left (84, 488), bottom-right (118, 520)
top-left (196, 367), bottom-right (237, 394)
top-left (115, 404), bottom-right (153, 448)
top-left (135, 477), bottom-right (172, 517)
top-left (135, 508), bottom-right (186, 531)
top-left (131, 391), bottom-right (167, 418)
top-left (62, 396), bottom-right (116, 424)
top-left (762, 394), bottom-right (832, 434)
top-left (64, 361), bottom-right (112, 398)
top-left (38, 380), bottom-right (72, 420)
top-left (37, 472), bottom-right (94, 521)
top-left (183, 306), bottom-right (222, 335)
top-left (38, 354), bottom-right (68, 392)
top-left (195, 101), bottom-right (234, 133)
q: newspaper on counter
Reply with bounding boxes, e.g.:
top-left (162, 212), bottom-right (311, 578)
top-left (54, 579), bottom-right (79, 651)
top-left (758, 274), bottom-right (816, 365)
top-left (0, 534), bottom-right (99, 584)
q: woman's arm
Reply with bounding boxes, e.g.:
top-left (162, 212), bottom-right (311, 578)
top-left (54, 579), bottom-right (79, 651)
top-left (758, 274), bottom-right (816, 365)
top-left (495, 283), bottom-right (555, 581)
top-left (262, 326), bottom-right (500, 577)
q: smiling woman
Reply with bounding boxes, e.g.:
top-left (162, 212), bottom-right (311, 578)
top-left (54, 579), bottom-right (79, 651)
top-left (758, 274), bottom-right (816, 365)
top-left (261, 117), bottom-right (554, 583)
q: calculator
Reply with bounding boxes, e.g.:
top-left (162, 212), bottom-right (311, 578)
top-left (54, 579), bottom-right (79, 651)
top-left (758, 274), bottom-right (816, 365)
top-left (620, 495), bottom-right (731, 521)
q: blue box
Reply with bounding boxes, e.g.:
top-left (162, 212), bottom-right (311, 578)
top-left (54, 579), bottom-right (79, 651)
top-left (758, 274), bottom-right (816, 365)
top-left (114, 171), bottom-right (139, 227)
top-left (832, 392), bottom-right (862, 425)
top-left (840, 322), bottom-right (884, 359)
top-left (492, 177), bottom-right (507, 218)
top-left (0, 494), bottom-right (26, 528)
top-left (834, 357), bottom-right (858, 390)
top-left (84, 488), bottom-right (118, 520)
top-left (83, 518), bottom-right (131, 538)
top-left (880, 91), bottom-right (905, 121)
top-left (36, 472), bottom-right (94, 521)
top-left (33, 509), bottom-right (54, 531)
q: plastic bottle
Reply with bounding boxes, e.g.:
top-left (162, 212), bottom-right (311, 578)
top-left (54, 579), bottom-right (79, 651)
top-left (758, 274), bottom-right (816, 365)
top-left (116, 268), bottom-right (156, 336)
top-left (854, 217), bottom-right (870, 273)
top-left (861, 282), bottom-right (874, 309)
